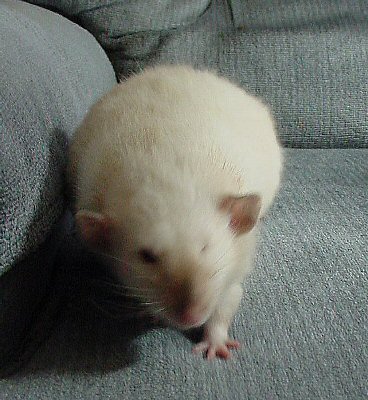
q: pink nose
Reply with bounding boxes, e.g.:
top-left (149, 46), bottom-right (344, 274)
top-left (178, 309), bottom-right (202, 326)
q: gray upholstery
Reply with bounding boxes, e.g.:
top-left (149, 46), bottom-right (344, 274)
top-left (0, 0), bottom-right (116, 274)
top-left (1, 149), bottom-right (367, 399)
top-left (138, 0), bottom-right (368, 149)
top-left (25, 0), bottom-right (211, 60)
top-left (0, 1), bottom-right (367, 399)
top-left (0, 0), bottom-right (116, 375)
top-left (229, 0), bottom-right (368, 29)
top-left (27, 0), bottom-right (368, 148)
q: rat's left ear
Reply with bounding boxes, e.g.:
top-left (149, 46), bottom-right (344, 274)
top-left (219, 194), bottom-right (261, 235)
top-left (75, 210), bottom-right (115, 250)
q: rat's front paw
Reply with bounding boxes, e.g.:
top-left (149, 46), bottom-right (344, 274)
top-left (192, 338), bottom-right (240, 360)
top-left (191, 284), bottom-right (242, 360)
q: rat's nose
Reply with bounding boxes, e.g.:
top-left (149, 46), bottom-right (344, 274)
top-left (177, 308), bottom-right (203, 326)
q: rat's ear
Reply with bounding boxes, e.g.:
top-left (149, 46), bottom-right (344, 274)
top-left (75, 210), bottom-right (115, 250)
top-left (219, 194), bottom-right (261, 235)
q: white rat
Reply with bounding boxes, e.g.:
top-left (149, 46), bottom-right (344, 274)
top-left (68, 65), bottom-right (282, 360)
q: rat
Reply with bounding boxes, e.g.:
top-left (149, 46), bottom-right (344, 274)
top-left (68, 65), bottom-right (283, 360)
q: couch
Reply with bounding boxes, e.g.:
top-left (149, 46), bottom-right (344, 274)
top-left (0, 1), bottom-right (367, 399)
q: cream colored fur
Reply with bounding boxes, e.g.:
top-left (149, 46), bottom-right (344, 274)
top-left (69, 65), bottom-right (282, 359)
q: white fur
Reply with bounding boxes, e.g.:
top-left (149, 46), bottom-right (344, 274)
top-left (69, 65), bottom-right (282, 358)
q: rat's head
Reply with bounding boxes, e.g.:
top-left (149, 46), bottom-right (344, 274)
top-left (76, 191), bottom-right (260, 330)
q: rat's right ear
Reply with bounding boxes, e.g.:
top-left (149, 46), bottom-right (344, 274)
top-left (219, 193), bottom-right (261, 235)
top-left (75, 210), bottom-right (115, 250)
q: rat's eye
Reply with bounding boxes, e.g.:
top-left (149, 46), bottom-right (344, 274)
top-left (201, 244), bottom-right (208, 253)
top-left (139, 248), bottom-right (159, 264)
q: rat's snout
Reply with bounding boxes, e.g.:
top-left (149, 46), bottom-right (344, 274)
top-left (174, 292), bottom-right (203, 326)
top-left (176, 306), bottom-right (204, 327)
top-left (166, 275), bottom-right (210, 329)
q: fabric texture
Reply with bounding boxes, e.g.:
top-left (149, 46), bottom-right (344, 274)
top-left (1, 1), bottom-right (367, 398)
top-left (138, 0), bottom-right (368, 149)
top-left (229, 0), bottom-right (368, 29)
top-left (0, 212), bottom-right (71, 375)
top-left (26, 0), bottom-right (368, 148)
top-left (0, 148), bottom-right (366, 399)
top-left (0, 0), bottom-right (116, 274)
top-left (25, 0), bottom-right (211, 60)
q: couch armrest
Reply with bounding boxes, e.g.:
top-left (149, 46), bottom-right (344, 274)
top-left (0, 0), bottom-right (116, 275)
top-left (0, 0), bottom-right (116, 373)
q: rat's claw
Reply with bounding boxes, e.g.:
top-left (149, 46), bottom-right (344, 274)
top-left (192, 340), bottom-right (240, 360)
top-left (225, 340), bottom-right (241, 349)
top-left (206, 345), bottom-right (218, 360)
top-left (192, 341), bottom-right (210, 354)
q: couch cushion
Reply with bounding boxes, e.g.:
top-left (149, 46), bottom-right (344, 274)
top-left (1, 148), bottom-right (367, 398)
top-left (0, 0), bottom-right (116, 275)
top-left (229, 0), bottom-right (368, 30)
top-left (25, 0), bottom-right (211, 60)
top-left (138, 0), bottom-right (368, 148)
top-left (145, 24), bottom-right (368, 149)
top-left (0, 212), bottom-right (71, 376)
top-left (30, 0), bottom-right (368, 149)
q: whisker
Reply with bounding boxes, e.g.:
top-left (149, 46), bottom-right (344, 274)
top-left (88, 278), bottom-right (155, 293)
top-left (90, 295), bottom-right (162, 313)
top-left (210, 267), bottom-right (225, 279)
top-left (91, 284), bottom-right (153, 296)
top-left (97, 300), bottom-right (142, 310)
top-left (213, 242), bottom-right (234, 265)
top-left (88, 298), bottom-right (140, 320)
top-left (137, 299), bottom-right (161, 306)
top-left (148, 306), bottom-right (166, 316)
top-left (94, 251), bottom-right (126, 264)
